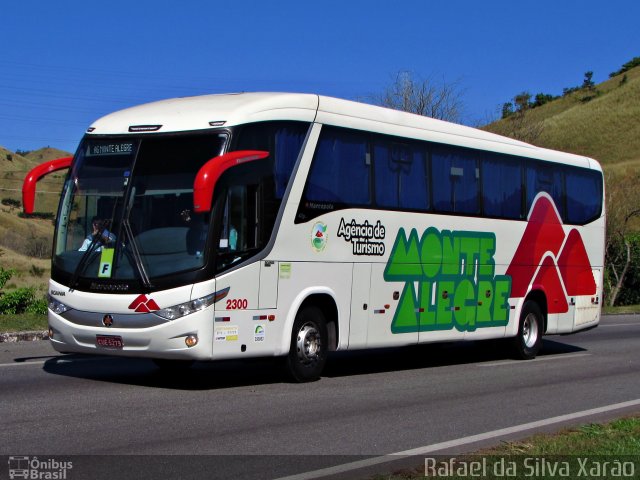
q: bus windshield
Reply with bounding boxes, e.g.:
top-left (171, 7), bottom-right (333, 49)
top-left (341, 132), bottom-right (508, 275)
top-left (53, 132), bottom-right (228, 284)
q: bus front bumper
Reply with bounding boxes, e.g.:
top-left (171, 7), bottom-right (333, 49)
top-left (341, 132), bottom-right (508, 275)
top-left (47, 308), bottom-right (215, 361)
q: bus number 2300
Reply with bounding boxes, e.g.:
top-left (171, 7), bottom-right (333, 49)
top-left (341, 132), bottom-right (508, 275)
top-left (226, 298), bottom-right (248, 310)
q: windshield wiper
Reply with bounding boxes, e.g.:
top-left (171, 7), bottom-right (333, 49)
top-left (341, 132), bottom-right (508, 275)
top-left (68, 235), bottom-right (101, 291)
top-left (121, 220), bottom-right (152, 289)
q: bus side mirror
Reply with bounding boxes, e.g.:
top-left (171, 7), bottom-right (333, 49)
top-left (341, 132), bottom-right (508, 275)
top-left (22, 156), bottom-right (73, 214)
top-left (193, 150), bottom-right (269, 213)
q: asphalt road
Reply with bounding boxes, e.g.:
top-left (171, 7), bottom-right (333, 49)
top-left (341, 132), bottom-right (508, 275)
top-left (1, 314), bottom-right (639, 480)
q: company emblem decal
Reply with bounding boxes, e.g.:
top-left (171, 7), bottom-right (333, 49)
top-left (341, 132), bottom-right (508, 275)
top-left (102, 314), bottom-right (114, 327)
top-left (311, 222), bottom-right (328, 252)
top-left (128, 294), bottom-right (160, 312)
top-left (506, 194), bottom-right (597, 313)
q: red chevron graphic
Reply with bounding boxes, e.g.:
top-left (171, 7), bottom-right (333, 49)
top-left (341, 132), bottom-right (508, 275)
top-left (507, 196), bottom-right (565, 297)
top-left (128, 294), bottom-right (160, 313)
top-left (558, 229), bottom-right (597, 296)
top-left (506, 195), bottom-right (597, 313)
top-left (532, 256), bottom-right (569, 314)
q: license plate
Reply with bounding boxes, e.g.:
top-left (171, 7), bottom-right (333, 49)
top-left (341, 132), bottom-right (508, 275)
top-left (96, 335), bottom-right (124, 349)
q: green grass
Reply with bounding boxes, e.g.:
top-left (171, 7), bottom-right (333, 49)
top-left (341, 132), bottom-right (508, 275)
top-left (0, 312), bottom-right (47, 332)
top-left (484, 65), bottom-right (640, 168)
top-left (483, 417), bottom-right (640, 456)
top-left (374, 416), bottom-right (640, 479)
top-left (603, 304), bottom-right (640, 315)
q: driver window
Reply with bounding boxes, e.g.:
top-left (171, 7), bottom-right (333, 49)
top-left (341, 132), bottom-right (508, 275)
top-left (220, 185), bottom-right (259, 253)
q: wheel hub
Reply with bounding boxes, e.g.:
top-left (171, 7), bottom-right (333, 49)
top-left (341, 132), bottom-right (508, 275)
top-left (296, 322), bottom-right (321, 365)
top-left (523, 313), bottom-right (539, 348)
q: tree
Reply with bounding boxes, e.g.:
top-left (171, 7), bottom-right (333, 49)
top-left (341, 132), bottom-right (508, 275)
top-left (485, 91), bottom-right (544, 144)
top-left (582, 71), bottom-right (595, 90)
top-left (370, 71), bottom-right (465, 123)
top-left (513, 92), bottom-right (532, 112)
top-left (605, 170), bottom-right (640, 306)
top-left (501, 102), bottom-right (514, 119)
top-left (533, 93), bottom-right (556, 107)
top-left (609, 56), bottom-right (640, 77)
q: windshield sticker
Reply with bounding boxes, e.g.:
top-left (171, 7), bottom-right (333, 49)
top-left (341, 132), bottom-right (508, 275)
top-left (311, 222), bottom-right (328, 252)
top-left (338, 218), bottom-right (386, 256)
top-left (86, 143), bottom-right (134, 156)
top-left (98, 248), bottom-right (114, 278)
top-left (384, 227), bottom-right (511, 333)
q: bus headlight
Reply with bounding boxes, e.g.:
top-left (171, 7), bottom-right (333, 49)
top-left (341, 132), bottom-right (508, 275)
top-left (48, 295), bottom-right (71, 315)
top-left (155, 292), bottom-right (217, 320)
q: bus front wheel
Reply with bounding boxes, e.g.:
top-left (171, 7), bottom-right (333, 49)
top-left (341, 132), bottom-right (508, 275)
top-left (511, 300), bottom-right (543, 360)
top-left (284, 306), bottom-right (328, 382)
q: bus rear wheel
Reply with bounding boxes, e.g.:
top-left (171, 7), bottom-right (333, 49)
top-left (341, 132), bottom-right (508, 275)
top-left (511, 300), bottom-right (543, 360)
top-left (284, 306), bottom-right (328, 382)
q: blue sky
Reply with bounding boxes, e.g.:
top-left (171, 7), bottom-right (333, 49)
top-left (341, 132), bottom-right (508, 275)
top-left (2, 0), bottom-right (638, 153)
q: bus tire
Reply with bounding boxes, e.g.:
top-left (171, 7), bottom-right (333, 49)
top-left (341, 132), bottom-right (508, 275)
top-left (284, 306), bottom-right (328, 382)
top-left (511, 300), bottom-right (543, 360)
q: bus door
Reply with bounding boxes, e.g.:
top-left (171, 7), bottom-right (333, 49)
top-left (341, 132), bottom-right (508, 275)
top-left (348, 262), bottom-right (371, 349)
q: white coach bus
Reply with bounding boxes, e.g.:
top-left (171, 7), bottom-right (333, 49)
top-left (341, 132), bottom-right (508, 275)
top-left (23, 93), bottom-right (604, 381)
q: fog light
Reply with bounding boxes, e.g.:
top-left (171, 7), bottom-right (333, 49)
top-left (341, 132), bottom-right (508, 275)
top-left (185, 335), bottom-right (198, 347)
top-left (48, 328), bottom-right (54, 339)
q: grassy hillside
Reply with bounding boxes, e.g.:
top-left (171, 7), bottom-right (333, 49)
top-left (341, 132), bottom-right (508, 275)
top-left (484, 62), bottom-right (640, 306)
top-left (483, 65), bottom-right (640, 174)
top-left (0, 146), bottom-right (71, 292)
top-left (1, 146), bottom-right (69, 213)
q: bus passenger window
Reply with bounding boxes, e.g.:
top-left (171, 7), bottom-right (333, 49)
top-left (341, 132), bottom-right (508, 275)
top-left (305, 127), bottom-right (370, 206)
top-left (374, 141), bottom-right (429, 211)
top-left (526, 164), bottom-right (564, 219)
top-left (482, 155), bottom-right (522, 219)
top-left (566, 169), bottom-right (602, 224)
top-left (432, 146), bottom-right (480, 215)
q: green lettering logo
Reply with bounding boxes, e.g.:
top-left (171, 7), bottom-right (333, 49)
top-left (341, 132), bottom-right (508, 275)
top-left (384, 228), bottom-right (511, 333)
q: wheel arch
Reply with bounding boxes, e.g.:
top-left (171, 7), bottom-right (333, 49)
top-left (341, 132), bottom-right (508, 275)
top-left (524, 289), bottom-right (548, 334)
top-left (278, 288), bottom-right (340, 355)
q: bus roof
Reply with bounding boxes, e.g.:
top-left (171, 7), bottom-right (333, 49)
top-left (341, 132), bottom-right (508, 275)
top-left (87, 92), bottom-right (600, 171)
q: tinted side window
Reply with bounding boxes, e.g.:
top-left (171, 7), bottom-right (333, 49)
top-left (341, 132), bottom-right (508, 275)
top-left (374, 140), bottom-right (429, 210)
top-left (566, 169), bottom-right (603, 224)
top-left (233, 121), bottom-right (308, 199)
top-left (482, 155), bottom-right (522, 219)
top-left (274, 127), bottom-right (307, 198)
top-left (305, 127), bottom-right (370, 205)
top-left (432, 146), bottom-right (480, 214)
top-left (526, 163), bottom-right (564, 218)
